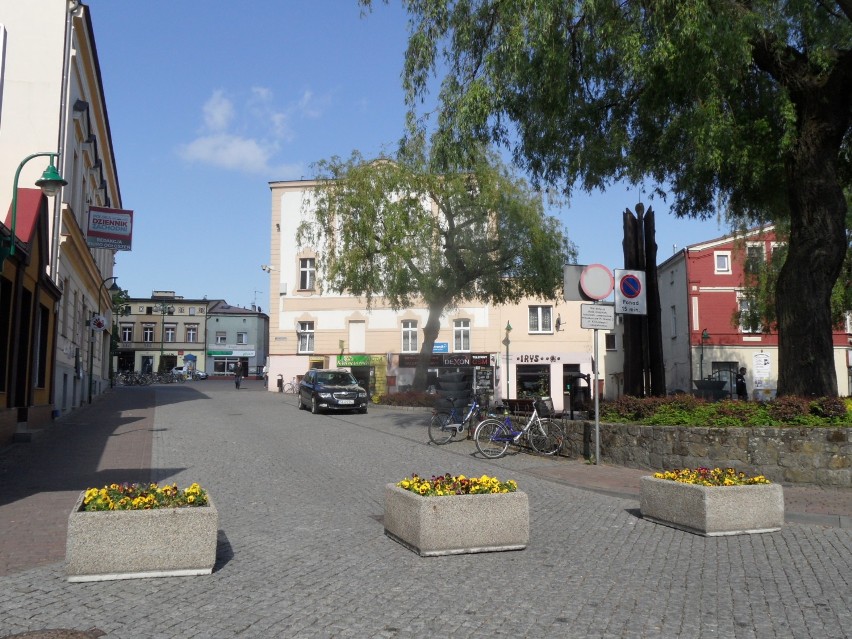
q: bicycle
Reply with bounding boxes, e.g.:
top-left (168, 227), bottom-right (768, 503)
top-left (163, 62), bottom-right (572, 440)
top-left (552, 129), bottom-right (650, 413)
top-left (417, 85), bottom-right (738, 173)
top-left (473, 397), bottom-right (563, 458)
top-left (282, 377), bottom-right (298, 394)
top-left (428, 395), bottom-right (486, 445)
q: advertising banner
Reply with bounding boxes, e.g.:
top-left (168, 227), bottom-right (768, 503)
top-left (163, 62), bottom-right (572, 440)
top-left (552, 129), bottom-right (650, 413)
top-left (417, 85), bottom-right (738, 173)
top-left (87, 206), bottom-right (133, 251)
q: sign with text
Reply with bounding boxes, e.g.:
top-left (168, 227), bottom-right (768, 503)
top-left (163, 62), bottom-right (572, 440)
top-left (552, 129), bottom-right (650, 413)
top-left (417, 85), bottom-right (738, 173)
top-left (87, 206), bottom-right (134, 251)
top-left (614, 269), bottom-right (647, 315)
top-left (580, 304), bottom-right (615, 330)
top-left (474, 366), bottom-right (494, 391)
top-left (432, 342), bottom-right (448, 353)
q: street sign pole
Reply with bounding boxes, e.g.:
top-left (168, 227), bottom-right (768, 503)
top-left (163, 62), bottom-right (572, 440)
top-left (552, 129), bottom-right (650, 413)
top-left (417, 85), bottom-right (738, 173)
top-left (594, 327), bottom-right (600, 464)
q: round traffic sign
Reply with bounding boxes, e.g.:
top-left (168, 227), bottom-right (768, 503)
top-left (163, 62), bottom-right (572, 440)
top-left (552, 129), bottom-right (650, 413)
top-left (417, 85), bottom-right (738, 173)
top-left (580, 264), bottom-right (614, 300)
top-left (620, 273), bottom-right (642, 299)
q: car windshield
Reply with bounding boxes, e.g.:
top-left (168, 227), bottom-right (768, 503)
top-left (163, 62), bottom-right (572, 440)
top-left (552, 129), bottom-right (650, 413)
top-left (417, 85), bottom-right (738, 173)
top-left (316, 372), bottom-right (356, 385)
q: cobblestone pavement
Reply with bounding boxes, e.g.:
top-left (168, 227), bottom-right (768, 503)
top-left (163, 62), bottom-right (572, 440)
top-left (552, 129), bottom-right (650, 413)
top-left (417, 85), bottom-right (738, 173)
top-left (0, 383), bottom-right (850, 638)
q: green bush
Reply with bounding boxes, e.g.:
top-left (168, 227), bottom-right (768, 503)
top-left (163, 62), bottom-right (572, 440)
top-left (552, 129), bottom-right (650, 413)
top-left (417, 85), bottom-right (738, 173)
top-left (375, 390), bottom-right (435, 407)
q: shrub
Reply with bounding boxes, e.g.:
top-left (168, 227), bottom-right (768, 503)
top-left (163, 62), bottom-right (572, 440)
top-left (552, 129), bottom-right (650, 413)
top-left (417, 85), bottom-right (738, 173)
top-left (810, 396), bottom-right (847, 420)
top-left (375, 390), bottom-right (435, 407)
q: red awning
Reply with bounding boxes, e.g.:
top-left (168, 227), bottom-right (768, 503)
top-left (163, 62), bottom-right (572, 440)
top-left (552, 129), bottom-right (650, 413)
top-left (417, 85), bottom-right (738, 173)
top-left (3, 188), bottom-right (45, 244)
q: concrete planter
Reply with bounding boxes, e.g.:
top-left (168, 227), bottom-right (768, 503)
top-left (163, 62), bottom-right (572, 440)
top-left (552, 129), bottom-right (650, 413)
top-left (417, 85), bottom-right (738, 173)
top-left (640, 476), bottom-right (784, 536)
top-left (66, 491), bottom-right (219, 582)
top-left (383, 483), bottom-right (529, 556)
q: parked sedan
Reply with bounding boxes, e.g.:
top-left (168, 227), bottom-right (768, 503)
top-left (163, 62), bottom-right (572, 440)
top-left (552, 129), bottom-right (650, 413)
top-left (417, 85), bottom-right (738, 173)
top-left (299, 369), bottom-right (368, 414)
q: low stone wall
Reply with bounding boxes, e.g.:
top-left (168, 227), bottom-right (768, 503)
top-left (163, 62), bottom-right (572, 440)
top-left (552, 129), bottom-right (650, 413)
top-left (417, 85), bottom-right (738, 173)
top-left (559, 421), bottom-right (851, 487)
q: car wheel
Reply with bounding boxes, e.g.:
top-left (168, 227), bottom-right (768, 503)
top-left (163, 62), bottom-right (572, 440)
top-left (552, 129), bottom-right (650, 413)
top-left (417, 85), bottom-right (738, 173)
top-left (360, 407), bottom-right (368, 414)
top-left (298, 395), bottom-right (306, 410)
top-left (311, 396), bottom-right (319, 415)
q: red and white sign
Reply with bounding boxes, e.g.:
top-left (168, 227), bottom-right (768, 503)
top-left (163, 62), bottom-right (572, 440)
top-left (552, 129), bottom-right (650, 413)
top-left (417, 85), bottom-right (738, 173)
top-left (87, 206), bottom-right (134, 251)
top-left (580, 264), bottom-right (614, 300)
top-left (614, 269), bottom-right (647, 315)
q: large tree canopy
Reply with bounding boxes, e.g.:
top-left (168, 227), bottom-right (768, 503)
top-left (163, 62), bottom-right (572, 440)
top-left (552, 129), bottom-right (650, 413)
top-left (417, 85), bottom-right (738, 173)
top-left (297, 146), bottom-right (575, 390)
top-left (364, 0), bottom-right (852, 396)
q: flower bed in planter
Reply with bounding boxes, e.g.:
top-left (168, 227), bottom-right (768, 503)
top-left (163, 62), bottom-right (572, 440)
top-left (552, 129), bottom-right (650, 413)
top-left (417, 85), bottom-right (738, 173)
top-left (384, 474), bottom-right (529, 556)
top-left (66, 483), bottom-right (218, 582)
top-left (640, 470), bottom-right (784, 536)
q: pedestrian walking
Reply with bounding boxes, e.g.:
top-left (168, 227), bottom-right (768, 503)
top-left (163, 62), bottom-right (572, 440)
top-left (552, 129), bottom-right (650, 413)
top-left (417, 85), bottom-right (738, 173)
top-left (736, 366), bottom-right (748, 401)
top-left (234, 362), bottom-right (243, 389)
top-left (262, 363), bottom-right (269, 388)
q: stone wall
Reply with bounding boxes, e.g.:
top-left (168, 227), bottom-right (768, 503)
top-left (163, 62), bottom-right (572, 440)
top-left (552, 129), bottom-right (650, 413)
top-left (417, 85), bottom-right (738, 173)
top-left (559, 421), bottom-right (851, 487)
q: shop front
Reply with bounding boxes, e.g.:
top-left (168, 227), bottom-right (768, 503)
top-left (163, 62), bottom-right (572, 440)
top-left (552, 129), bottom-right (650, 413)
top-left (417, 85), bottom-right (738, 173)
top-left (396, 353), bottom-right (496, 398)
top-left (336, 354), bottom-right (388, 399)
top-left (508, 353), bottom-right (595, 413)
top-left (208, 349), bottom-right (255, 378)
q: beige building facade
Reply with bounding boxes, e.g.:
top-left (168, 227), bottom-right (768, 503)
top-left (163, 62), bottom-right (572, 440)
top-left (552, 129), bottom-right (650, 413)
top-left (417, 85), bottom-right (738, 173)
top-left (266, 179), bottom-right (615, 411)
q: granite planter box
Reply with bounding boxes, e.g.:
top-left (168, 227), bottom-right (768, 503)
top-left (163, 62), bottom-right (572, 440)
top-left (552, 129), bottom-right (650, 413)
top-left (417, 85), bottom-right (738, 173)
top-left (639, 476), bottom-right (784, 536)
top-left (66, 491), bottom-right (218, 582)
top-left (383, 483), bottom-right (529, 556)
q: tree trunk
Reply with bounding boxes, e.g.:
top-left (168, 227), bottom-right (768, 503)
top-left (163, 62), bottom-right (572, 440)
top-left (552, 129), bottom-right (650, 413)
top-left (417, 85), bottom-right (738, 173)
top-left (622, 207), bottom-right (644, 397)
top-left (644, 208), bottom-right (666, 397)
top-left (412, 302), bottom-right (445, 391)
top-left (776, 149), bottom-right (846, 396)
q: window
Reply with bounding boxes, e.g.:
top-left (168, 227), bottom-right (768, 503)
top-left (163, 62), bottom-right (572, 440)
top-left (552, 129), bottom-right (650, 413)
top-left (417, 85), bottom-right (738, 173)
top-left (143, 325), bottom-right (154, 342)
top-left (299, 258), bottom-right (316, 290)
top-left (402, 320), bottom-right (418, 353)
top-left (745, 244), bottom-right (764, 275)
top-left (216, 332), bottom-right (226, 345)
top-left (165, 325), bottom-right (176, 343)
top-left (186, 325), bottom-right (198, 343)
top-left (739, 298), bottom-right (761, 333)
top-left (605, 333), bottom-right (616, 351)
top-left (528, 306), bottom-right (553, 333)
top-left (298, 321), bottom-right (315, 353)
top-left (714, 251), bottom-right (731, 274)
top-left (453, 319), bottom-right (470, 352)
top-left (237, 332), bottom-right (248, 345)
top-left (121, 325), bottom-right (133, 342)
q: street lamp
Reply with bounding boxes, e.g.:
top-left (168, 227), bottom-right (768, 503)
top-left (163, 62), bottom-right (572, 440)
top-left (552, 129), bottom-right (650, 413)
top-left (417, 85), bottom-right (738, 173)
top-left (156, 303), bottom-right (175, 372)
top-left (1, 153), bottom-right (67, 266)
top-left (88, 276), bottom-right (121, 404)
top-left (502, 321), bottom-right (512, 401)
top-left (699, 328), bottom-right (711, 379)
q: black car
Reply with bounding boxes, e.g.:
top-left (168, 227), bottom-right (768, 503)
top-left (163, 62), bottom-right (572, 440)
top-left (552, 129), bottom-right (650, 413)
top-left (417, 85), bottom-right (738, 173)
top-left (298, 369), bottom-right (368, 414)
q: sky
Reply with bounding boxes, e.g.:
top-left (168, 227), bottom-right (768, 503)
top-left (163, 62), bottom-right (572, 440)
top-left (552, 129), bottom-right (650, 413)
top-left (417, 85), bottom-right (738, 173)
top-left (88, 0), bottom-right (730, 310)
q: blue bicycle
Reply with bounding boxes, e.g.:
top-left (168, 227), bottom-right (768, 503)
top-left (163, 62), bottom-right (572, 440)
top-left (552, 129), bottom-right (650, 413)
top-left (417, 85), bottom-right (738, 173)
top-left (428, 395), bottom-right (486, 445)
top-left (473, 397), bottom-right (563, 458)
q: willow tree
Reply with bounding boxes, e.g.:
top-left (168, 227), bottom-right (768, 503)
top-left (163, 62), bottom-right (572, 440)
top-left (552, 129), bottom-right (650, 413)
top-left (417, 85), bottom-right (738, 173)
top-left (296, 146), bottom-right (574, 390)
top-left (363, 0), bottom-right (852, 397)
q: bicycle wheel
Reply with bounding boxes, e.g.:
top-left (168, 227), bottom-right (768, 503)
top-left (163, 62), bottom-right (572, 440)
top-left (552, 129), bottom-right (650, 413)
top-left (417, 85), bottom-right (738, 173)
top-left (429, 412), bottom-right (457, 445)
top-left (528, 418), bottom-right (563, 455)
top-left (474, 419), bottom-right (510, 459)
top-left (283, 383), bottom-right (297, 394)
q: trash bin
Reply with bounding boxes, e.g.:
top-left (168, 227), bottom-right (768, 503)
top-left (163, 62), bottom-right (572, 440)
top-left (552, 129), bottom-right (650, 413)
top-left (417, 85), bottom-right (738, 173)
top-left (277, 374), bottom-right (284, 393)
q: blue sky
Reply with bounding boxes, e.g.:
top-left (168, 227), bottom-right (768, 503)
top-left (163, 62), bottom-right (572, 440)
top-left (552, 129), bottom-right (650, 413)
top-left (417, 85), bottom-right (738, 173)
top-left (89, 0), bottom-right (729, 310)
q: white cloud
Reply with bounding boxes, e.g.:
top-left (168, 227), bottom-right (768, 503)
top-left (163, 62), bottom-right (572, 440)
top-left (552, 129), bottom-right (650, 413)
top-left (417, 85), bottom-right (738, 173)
top-left (202, 90), bottom-right (234, 132)
top-left (178, 86), bottom-right (328, 176)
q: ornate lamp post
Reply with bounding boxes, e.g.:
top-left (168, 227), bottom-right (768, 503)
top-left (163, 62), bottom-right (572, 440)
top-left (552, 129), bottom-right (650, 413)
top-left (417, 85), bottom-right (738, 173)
top-left (502, 321), bottom-right (512, 401)
top-left (1, 153), bottom-right (66, 266)
top-left (156, 303), bottom-right (175, 372)
top-left (88, 277), bottom-right (120, 403)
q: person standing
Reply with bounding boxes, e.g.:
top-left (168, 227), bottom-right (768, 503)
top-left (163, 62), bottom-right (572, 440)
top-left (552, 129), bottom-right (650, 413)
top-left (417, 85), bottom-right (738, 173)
top-left (262, 362), bottom-right (269, 388)
top-left (736, 367), bottom-right (748, 401)
top-left (234, 362), bottom-right (243, 389)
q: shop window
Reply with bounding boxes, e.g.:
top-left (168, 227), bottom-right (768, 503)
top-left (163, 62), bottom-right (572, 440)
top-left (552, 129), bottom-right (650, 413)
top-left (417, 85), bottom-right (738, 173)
top-left (516, 364), bottom-right (550, 398)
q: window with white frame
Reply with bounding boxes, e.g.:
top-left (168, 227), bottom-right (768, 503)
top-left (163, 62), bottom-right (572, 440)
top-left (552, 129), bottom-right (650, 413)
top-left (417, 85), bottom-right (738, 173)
top-left (402, 320), bottom-right (418, 353)
top-left (745, 243), bottom-right (764, 275)
top-left (299, 258), bottom-right (316, 290)
top-left (298, 321), bottom-right (315, 353)
top-left (121, 324), bottom-right (133, 342)
top-left (186, 325), bottom-right (198, 343)
top-left (237, 332), bottom-right (248, 345)
top-left (453, 319), bottom-right (470, 352)
top-left (528, 306), bottom-right (553, 333)
top-left (739, 298), bottom-right (761, 333)
top-left (142, 325), bottom-right (154, 342)
top-left (215, 332), bottom-right (226, 345)
top-left (165, 325), bottom-right (176, 343)
top-left (714, 251), bottom-right (732, 274)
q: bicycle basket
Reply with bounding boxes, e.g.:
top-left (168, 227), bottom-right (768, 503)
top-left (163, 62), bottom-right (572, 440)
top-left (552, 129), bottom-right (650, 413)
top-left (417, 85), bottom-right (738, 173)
top-left (535, 397), bottom-right (554, 418)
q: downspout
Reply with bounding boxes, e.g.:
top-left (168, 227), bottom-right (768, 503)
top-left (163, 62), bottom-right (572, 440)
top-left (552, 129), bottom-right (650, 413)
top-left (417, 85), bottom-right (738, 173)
top-left (49, 0), bottom-right (82, 284)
